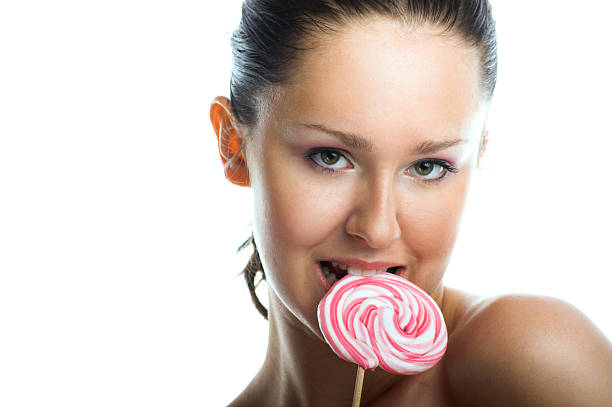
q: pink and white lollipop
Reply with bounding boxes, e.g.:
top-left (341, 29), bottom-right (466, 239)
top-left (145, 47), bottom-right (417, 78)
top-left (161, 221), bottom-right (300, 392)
top-left (317, 272), bottom-right (447, 375)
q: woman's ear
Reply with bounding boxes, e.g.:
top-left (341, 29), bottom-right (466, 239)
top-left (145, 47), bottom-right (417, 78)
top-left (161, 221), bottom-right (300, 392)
top-left (477, 130), bottom-right (488, 168)
top-left (210, 96), bottom-right (250, 187)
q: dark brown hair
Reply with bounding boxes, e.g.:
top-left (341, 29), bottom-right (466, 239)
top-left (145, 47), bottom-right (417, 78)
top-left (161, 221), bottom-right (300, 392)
top-left (238, 235), bottom-right (267, 319)
top-left (231, 0), bottom-right (498, 319)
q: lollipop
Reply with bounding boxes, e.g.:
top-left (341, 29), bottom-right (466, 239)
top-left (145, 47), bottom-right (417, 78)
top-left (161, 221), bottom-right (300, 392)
top-left (317, 272), bottom-right (448, 375)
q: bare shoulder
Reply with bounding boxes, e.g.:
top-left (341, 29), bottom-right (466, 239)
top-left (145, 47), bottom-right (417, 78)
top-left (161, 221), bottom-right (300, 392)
top-left (444, 292), bottom-right (612, 406)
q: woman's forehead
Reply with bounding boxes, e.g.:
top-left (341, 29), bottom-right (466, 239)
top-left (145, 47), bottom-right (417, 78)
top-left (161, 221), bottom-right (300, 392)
top-left (264, 18), bottom-right (486, 145)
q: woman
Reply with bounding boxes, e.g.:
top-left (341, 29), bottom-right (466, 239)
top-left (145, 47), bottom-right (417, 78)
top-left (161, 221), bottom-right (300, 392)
top-left (210, 0), bottom-right (612, 405)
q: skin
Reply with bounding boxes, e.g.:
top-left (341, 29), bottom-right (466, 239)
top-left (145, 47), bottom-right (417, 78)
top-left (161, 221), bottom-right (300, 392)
top-left (211, 17), bottom-right (612, 407)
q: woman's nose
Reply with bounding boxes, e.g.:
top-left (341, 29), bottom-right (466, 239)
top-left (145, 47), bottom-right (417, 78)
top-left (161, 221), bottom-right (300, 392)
top-left (345, 178), bottom-right (401, 249)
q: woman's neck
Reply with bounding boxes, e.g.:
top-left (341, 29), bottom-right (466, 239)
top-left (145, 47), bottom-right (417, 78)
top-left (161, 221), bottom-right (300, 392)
top-left (234, 292), bottom-right (409, 407)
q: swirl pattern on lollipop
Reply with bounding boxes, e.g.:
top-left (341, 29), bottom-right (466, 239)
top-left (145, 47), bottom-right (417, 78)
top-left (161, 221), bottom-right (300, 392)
top-left (317, 272), bottom-right (448, 375)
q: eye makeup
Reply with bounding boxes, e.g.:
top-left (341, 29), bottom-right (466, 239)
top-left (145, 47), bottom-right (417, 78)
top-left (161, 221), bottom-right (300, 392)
top-left (406, 158), bottom-right (458, 184)
top-left (303, 145), bottom-right (459, 183)
top-left (283, 123), bottom-right (472, 184)
top-left (304, 147), bottom-right (353, 175)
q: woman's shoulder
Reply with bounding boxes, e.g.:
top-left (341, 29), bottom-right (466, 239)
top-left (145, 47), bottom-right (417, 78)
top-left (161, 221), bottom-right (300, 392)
top-left (442, 288), bottom-right (612, 406)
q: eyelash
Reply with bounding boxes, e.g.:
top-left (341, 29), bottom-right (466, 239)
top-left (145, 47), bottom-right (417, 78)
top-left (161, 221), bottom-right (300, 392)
top-left (305, 148), bottom-right (458, 183)
top-left (305, 148), bottom-right (351, 175)
top-left (407, 158), bottom-right (459, 184)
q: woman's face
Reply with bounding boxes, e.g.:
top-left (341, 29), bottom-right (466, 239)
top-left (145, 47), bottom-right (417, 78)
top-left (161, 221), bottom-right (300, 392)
top-left (243, 18), bottom-right (488, 338)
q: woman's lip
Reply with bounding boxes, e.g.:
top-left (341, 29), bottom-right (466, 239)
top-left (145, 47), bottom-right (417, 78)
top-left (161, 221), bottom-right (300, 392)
top-left (315, 261), bottom-right (331, 291)
top-left (323, 258), bottom-right (403, 271)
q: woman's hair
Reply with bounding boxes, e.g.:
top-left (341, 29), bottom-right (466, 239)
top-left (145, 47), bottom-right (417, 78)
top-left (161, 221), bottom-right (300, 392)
top-left (238, 235), bottom-right (268, 319)
top-left (231, 0), bottom-right (498, 319)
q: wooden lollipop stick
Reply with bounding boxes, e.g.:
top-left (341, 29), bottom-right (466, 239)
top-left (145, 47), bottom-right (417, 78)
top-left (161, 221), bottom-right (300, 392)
top-left (352, 365), bottom-right (365, 407)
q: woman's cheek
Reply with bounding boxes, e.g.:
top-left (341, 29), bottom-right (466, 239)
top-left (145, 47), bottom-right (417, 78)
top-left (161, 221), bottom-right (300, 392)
top-left (400, 199), bottom-right (461, 254)
top-left (271, 176), bottom-right (352, 247)
top-left (397, 172), bottom-right (472, 280)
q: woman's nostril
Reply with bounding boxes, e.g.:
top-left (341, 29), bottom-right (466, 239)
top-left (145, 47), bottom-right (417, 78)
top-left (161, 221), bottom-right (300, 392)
top-left (345, 206), bottom-right (401, 249)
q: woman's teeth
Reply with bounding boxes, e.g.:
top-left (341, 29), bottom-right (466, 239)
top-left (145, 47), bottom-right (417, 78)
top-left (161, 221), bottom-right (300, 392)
top-left (326, 273), bottom-right (338, 285)
top-left (346, 267), bottom-right (388, 276)
top-left (321, 264), bottom-right (338, 285)
top-left (322, 261), bottom-right (391, 285)
top-left (330, 261), bottom-right (388, 276)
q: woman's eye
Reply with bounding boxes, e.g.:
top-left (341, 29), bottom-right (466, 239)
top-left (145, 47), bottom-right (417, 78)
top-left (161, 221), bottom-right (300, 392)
top-left (308, 149), bottom-right (352, 171)
top-left (407, 160), bottom-right (455, 181)
top-left (320, 150), bottom-right (341, 165)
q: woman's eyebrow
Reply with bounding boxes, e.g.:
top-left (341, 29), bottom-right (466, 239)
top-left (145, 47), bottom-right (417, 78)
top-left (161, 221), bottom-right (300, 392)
top-left (413, 139), bottom-right (467, 155)
top-left (297, 123), bottom-right (466, 154)
top-left (297, 123), bottom-right (373, 152)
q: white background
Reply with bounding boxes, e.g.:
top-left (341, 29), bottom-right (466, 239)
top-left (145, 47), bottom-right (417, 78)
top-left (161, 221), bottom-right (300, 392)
top-left (1, 1), bottom-right (611, 406)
